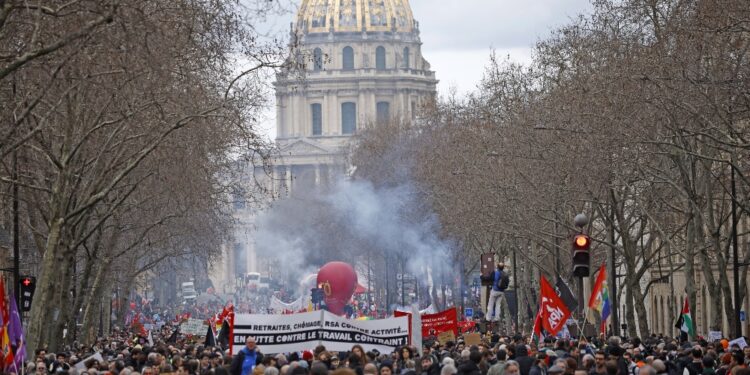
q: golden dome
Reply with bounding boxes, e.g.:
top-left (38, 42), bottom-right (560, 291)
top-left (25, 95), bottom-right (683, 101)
top-left (297, 0), bottom-right (416, 34)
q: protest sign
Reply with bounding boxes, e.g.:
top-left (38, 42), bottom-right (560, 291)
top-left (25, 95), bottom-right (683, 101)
top-left (437, 331), bottom-right (456, 345)
top-left (233, 311), bottom-right (409, 354)
top-left (180, 318), bottom-right (206, 336)
top-left (422, 308), bottom-right (459, 338)
top-left (464, 332), bottom-right (482, 346)
top-left (729, 337), bottom-right (748, 349)
top-left (708, 331), bottom-right (723, 342)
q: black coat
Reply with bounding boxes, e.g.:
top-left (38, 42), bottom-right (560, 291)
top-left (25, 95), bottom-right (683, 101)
top-left (229, 350), bottom-right (263, 375)
top-left (529, 365), bottom-right (546, 375)
top-left (515, 348), bottom-right (535, 375)
top-left (423, 362), bottom-right (440, 375)
top-left (457, 362), bottom-right (482, 375)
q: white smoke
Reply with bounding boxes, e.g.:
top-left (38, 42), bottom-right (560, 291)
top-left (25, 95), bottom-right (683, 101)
top-left (253, 173), bottom-right (455, 300)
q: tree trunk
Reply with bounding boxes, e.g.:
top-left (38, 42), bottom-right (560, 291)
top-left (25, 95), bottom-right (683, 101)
top-left (26, 217), bottom-right (64, 353)
top-left (718, 265), bottom-right (736, 336)
top-left (667, 241), bottom-right (677, 337)
top-left (685, 217), bottom-right (698, 339)
top-left (625, 281), bottom-right (637, 338)
top-left (46, 250), bottom-right (74, 351)
top-left (118, 274), bottom-right (137, 326)
top-left (102, 281), bottom-right (114, 336)
top-left (632, 283), bottom-right (651, 337)
top-left (81, 258), bottom-right (112, 345)
top-left (65, 254), bottom-right (96, 347)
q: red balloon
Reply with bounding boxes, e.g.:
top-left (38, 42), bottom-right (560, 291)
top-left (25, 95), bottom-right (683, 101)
top-left (317, 262), bottom-right (358, 315)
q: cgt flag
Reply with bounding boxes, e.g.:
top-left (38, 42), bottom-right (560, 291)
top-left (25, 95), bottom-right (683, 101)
top-left (539, 275), bottom-right (571, 337)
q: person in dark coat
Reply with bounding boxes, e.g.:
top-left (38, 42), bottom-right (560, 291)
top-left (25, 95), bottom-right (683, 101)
top-left (515, 346), bottom-right (535, 375)
top-left (529, 354), bottom-right (548, 375)
top-left (230, 337), bottom-right (263, 375)
top-left (420, 356), bottom-right (440, 375)
top-left (457, 351), bottom-right (482, 375)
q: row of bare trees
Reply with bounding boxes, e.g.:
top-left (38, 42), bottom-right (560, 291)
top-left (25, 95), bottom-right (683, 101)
top-left (351, 0), bottom-right (749, 337)
top-left (0, 0), bottom-right (285, 351)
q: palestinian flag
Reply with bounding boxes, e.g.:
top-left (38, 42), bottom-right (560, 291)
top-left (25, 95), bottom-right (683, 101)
top-left (674, 296), bottom-right (695, 339)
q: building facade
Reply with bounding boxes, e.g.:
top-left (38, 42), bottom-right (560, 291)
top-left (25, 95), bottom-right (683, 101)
top-left (210, 0), bottom-right (438, 292)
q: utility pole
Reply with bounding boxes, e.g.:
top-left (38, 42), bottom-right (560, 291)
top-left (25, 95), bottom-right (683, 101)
top-left (12, 151), bottom-right (20, 311)
top-left (513, 245), bottom-right (519, 331)
top-left (554, 213), bottom-right (561, 279)
top-left (609, 195), bottom-right (619, 336)
top-left (731, 164), bottom-right (741, 338)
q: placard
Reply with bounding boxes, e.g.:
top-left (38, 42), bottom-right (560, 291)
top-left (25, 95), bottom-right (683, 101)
top-left (729, 337), bottom-right (748, 349)
top-left (708, 331), bottom-right (723, 342)
top-left (464, 332), bottom-right (482, 346)
top-left (180, 318), bottom-right (207, 336)
top-left (438, 331), bottom-right (456, 345)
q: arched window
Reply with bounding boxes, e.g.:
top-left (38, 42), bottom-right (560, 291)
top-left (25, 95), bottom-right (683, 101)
top-left (311, 103), bottom-right (322, 135)
top-left (376, 46), bottom-right (386, 70)
top-left (403, 47), bottom-right (410, 69)
top-left (313, 48), bottom-right (323, 71)
top-left (376, 102), bottom-right (390, 123)
top-left (341, 102), bottom-right (356, 134)
top-left (342, 46), bottom-right (354, 70)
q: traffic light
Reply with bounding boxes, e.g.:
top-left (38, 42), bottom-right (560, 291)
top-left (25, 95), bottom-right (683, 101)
top-left (572, 234), bottom-right (591, 278)
top-left (19, 275), bottom-right (36, 312)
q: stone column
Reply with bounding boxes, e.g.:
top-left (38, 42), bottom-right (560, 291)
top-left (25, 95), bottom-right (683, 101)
top-left (286, 166), bottom-right (293, 194)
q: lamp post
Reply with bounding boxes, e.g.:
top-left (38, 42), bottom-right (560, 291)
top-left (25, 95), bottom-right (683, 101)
top-left (731, 164), bottom-right (741, 338)
top-left (513, 244), bottom-right (519, 332)
top-left (12, 151), bottom-right (20, 311)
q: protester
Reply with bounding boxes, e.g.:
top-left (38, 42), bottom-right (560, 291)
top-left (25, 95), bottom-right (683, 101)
top-left (230, 337), bottom-right (264, 375)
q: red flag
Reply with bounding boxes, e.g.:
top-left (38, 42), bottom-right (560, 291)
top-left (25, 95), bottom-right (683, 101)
top-left (531, 308), bottom-right (544, 345)
top-left (228, 307), bottom-right (235, 355)
top-left (539, 275), bottom-right (571, 336)
top-left (0, 279), bottom-right (14, 369)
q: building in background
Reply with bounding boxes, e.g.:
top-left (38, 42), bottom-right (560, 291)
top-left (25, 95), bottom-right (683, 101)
top-left (210, 0), bottom-right (438, 293)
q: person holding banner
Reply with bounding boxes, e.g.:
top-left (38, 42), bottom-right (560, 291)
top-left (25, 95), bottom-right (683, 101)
top-left (230, 337), bottom-right (263, 375)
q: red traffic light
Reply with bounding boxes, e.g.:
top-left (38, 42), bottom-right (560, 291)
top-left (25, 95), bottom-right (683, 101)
top-left (573, 234), bottom-right (590, 249)
top-left (22, 278), bottom-right (32, 287)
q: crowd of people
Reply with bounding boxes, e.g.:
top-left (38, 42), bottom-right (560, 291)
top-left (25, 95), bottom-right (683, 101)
top-left (26, 318), bottom-right (750, 375)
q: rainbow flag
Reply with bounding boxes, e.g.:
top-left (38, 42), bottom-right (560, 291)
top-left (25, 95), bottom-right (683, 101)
top-left (588, 264), bottom-right (611, 334)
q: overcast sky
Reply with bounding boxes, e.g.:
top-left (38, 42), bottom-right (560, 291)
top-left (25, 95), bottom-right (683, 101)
top-left (254, 0), bottom-right (594, 140)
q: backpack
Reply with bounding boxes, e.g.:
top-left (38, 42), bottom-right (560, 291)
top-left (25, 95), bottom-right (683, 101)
top-left (496, 272), bottom-right (510, 291)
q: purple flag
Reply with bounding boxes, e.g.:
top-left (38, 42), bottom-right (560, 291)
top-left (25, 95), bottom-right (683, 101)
top-left (7, 293), bottom-right (24, 373)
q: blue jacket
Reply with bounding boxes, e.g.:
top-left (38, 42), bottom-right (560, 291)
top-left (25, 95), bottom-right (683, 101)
top-left (492, 270), bottom-right (504, 291)
top-left (230, 347), bottom-right (263, 375)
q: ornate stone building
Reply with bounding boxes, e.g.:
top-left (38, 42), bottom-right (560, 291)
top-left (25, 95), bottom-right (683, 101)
top-left (210, 0), bottom-right (438, 292)
top-left (273, 0), bottom-right (438, 189)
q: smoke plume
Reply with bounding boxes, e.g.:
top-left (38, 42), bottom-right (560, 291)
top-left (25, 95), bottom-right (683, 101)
top-left (253, 173), bottom-right (455, 304)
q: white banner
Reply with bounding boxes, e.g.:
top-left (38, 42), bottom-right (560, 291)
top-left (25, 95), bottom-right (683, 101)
top-left (269, 295), bottom-right (308, 313)
top-left (233, 311), bottom-right (409, 354)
